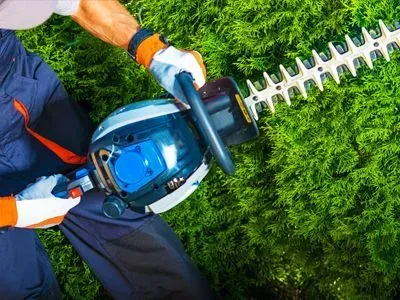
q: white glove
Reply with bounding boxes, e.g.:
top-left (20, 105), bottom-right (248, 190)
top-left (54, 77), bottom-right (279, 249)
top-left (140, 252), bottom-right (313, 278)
top-left (149, 46), bottom-right (207, 102)
top-left (133, 32), bottom-right (206, 102)
top-left (15, 175), bottom-right (80, 229)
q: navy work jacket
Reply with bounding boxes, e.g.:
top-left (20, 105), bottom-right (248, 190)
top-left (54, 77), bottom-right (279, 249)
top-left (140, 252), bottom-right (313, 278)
top-left (0, 30), bottom-right (92, 196)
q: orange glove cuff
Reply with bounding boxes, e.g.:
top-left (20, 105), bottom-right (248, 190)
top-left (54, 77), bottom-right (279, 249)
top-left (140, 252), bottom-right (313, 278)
top-left (27, 216), bottom-right (65, 229)
top-left (136, 34), bottom-right (169, 69)
top-left (0, 196), bottom-right (17, 227)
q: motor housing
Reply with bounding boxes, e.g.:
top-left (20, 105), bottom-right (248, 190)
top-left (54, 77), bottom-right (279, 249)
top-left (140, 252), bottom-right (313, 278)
top-left (53, 75), bottom-right (259, 218)
top-left (90, 99), bottom-right (211, 216)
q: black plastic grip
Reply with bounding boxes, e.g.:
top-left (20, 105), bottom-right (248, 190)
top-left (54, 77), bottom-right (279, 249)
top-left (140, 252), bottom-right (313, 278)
top-left (51, 182), bottom-right (69, 199)
top-left (176, 72), bottom-right (236, 175)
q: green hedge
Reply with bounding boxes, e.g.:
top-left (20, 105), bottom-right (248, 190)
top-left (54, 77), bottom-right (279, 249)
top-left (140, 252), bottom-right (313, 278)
top-left (19, 0), bottom-right (400, 298)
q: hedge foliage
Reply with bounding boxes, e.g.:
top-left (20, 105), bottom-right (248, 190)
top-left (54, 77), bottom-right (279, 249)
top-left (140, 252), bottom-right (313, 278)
top-left (19, 0), bottom-right (400, 298)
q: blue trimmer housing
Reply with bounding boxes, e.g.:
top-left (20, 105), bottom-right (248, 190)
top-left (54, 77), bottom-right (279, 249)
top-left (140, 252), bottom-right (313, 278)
top-left (89, 99), bottom-right (210, 216)
top-left (53, 74), bottom-right (259, 218)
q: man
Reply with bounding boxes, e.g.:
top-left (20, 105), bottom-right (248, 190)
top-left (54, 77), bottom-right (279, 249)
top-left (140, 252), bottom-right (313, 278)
top-left (0, 0), bottom-right (213, 299)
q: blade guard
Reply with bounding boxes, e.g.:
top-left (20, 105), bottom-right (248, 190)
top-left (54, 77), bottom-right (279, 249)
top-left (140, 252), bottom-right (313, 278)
top-left (200, 77), bottom-right (259, 146)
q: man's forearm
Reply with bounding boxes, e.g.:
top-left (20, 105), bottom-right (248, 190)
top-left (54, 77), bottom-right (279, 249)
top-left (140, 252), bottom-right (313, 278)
top-left (72, 0), bottom-right (140, 50)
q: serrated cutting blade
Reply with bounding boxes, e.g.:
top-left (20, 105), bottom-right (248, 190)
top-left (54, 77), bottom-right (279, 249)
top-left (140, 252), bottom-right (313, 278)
top-left (244, 20), bottom-right (400, 120)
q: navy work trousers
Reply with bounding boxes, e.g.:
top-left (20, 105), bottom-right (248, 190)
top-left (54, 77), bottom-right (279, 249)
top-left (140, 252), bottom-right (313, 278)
top-left (0, 30), bottom-right (213, 299)
top-left (1, 194), bottom-right (212, 299)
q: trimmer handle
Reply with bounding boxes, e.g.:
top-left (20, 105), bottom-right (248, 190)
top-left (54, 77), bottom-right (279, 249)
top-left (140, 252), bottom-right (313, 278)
top-left (51, 181), bottom-right (84, 199)
top-left (52, 181), bottom-right (70, 198)
top-left (176, 72), bottom-right (236, 175)
top-left (51, 169), bottom-right (94, 199)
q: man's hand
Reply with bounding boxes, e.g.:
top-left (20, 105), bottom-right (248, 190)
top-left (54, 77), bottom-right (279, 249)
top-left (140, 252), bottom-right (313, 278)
top-left (70, 0), bottom-right (206, 100)
top-left (131, 31), bottom-right (207, 101)
top-left (14, 175), bottom-right (80, 229)
top-left (148, 46), bottom-right (206, 102)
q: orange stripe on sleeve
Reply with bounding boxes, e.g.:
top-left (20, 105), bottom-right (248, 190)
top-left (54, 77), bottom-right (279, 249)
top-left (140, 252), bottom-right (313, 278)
top-left (13, 99), bottom-right (87, 166)
top-left (0, 196), bottom-right (17, 227)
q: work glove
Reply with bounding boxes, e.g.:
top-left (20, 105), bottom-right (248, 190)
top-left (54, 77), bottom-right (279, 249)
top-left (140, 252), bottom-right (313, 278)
top-left (0, 175), bottom-right (80, 229)
top-left (129, 29), bottom-right (206, 102)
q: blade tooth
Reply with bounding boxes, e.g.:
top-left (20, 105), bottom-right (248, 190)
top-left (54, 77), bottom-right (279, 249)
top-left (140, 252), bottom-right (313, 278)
top-left (263, 72), bottom-right (276, 87)
top-left (265, 97), bottom-right (276, 113)
top-left (246, 79), bottom-right (259, 95)
top-left (345, 59), bottom-right (357, 76)
top-left (281, 89), bottom-right (292, 105)
top-left (312, 50), bottom-right (325, 66)
top-left (328, 42), bottom-right (341, 60)
top-left (379, 45), bottom-right (391, 61)
top-left (362, 27), bottom-right (375, 43)
top-left (246, 95), bottom-right (265, 120)
top-left (361, 51), bottom-right (374, 68)
top-left (379, 20), bottom-right (391, 38)
top-left (312, 74), bottom-right (324, 91)
top-left (279, 64), bottom-right (292, 82)
top-left (296, 81), bottom-right (308, 98)
top-left (244, 95), bottom-right (260, 120)
top-left (345, 35), bottom-right (358, 53)
top-left (250, 104), bottom-right (259, 121)
top-left (295, 57), bottom-right (308, 75)
top-left (328, 67), bottom-right (341, 84)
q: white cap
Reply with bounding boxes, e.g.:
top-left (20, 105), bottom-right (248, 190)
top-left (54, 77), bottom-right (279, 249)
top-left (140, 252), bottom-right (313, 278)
top-left (0, 0), bottom-right (80, 30)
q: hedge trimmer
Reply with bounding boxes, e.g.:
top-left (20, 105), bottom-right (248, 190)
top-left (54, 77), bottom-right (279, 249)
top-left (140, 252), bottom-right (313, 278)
top-left (53, 20), bottom-right (400, 218)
